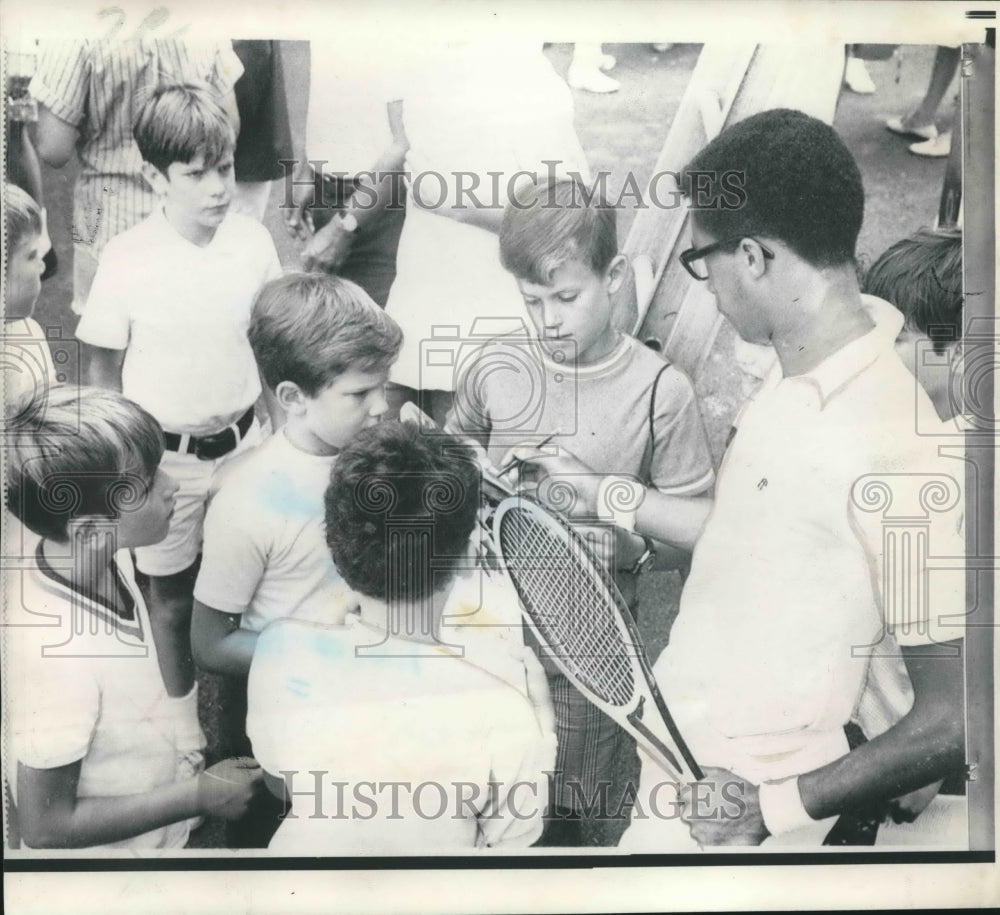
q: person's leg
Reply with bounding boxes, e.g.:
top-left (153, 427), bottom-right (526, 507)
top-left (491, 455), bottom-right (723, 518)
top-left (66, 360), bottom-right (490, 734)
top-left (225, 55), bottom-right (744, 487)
top-left (567, 43), bottom-right (620, 94)
top-left (219, 674), bottom-right (287, 848)
top-left (844, 47), bottom-right (876, 95)
top-left (887, 45), bottom-right (961, 136)
top-left (912, 46), bottom-right (962, 126)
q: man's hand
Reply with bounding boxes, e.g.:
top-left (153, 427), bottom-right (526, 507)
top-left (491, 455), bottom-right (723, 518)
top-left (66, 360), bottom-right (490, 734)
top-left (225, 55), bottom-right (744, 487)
top-left (301, 217), bottom-right (354, 273)
top-left (888, 779), bottom-right (943, 824)
top-left (197, 757), bottom-right (263, 821)
top-left (283, 160), bottom-right (317, 242)
top-left (680, 766), bottom-right (769, 847)
top-left (498, 443), bottom-right (601, 520)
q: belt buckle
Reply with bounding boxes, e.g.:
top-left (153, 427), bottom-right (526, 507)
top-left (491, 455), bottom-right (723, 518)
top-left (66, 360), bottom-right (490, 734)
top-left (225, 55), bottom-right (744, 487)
top-left (193, 429), bottom-right (236, 461)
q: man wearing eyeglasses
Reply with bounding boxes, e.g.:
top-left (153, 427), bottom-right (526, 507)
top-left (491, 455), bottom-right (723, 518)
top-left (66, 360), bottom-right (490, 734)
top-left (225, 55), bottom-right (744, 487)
top-left (518, 108), bottom-right (967, 849)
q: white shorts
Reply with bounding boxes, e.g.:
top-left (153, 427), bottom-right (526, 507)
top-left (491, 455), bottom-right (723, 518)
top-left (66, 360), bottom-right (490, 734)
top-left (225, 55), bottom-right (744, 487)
top-left (134, 421), bottom-right (262, 577)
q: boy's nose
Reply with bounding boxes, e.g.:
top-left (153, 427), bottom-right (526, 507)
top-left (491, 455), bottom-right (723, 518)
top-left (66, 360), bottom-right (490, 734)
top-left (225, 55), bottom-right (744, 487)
top-left (369, 389), bottom-right (389, 418)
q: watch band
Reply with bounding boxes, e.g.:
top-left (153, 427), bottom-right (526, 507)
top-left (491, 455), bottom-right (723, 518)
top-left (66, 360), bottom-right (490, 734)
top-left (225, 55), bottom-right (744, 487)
top-left (627, 535), bottom-right (656, 576)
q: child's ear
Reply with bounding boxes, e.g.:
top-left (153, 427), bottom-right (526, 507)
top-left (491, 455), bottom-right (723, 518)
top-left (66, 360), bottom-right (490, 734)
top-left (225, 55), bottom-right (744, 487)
top-left (275, 380), bottom-right (308, 415)
top-left (605, 254), bottom-right (629, 295)
top-left (140, 162), bottom-right (168, 196)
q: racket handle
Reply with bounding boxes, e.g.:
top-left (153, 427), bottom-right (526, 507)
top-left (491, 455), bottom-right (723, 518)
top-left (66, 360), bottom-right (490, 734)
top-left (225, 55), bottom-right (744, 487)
top-left (628, 711), bottom-right (704, 782)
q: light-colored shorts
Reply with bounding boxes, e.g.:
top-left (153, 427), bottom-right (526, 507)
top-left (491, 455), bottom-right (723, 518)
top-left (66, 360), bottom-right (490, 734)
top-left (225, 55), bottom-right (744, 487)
top-left (134, 421), bottom-right (262, 577)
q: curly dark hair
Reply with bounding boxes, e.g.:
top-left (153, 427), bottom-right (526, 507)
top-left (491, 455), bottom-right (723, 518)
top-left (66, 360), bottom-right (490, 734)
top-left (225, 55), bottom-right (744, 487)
top-left (682, 108), bottom-right (864, 268)
top-left (324, 422), bottom-right (481, 601)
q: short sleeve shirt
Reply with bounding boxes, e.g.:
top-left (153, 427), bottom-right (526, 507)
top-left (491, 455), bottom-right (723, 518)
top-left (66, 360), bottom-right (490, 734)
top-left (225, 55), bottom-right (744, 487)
top-left (5, 548), bottom-right (189, 850)
top-left (75, 208), bottom-right (282, 434)
top-left (30, 39), bottom-right (242, 262)
top-left (194, 431), bottom-right (355, 632)
top-left (247, 614), bottom-right (550, 854)
top-left (449, 333), bottom-right (715, 495)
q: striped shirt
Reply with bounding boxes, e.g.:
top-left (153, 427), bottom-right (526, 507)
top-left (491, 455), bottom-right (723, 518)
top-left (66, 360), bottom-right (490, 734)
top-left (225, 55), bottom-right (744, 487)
top-left (30, 39), bottom-right (242, 301)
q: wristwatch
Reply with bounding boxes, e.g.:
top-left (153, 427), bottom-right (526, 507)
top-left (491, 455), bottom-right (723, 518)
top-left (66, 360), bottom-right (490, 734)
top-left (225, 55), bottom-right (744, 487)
top-left (337, 211), bottom-right (359, 233)
top-left (627, 535), bottom-right (656, 576)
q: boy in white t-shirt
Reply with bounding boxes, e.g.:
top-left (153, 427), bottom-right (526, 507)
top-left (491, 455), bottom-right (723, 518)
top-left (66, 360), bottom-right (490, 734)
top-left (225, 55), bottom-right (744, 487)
top-left (3, 386), bottom-right (261, 850)
top-left (3, 184), bottom-right (54, 419)
top-left (75, 84), bottom-right (283, 712)
top-left (246, 421), bottom-right (556, 854)
top-left (191, 272), bottom-right (402, 845)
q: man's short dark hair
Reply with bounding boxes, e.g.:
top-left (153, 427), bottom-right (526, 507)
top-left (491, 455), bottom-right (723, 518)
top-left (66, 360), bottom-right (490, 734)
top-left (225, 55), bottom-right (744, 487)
top-left (324, 422), bottom-right (480, 601)
top-left (864, 227), bottom-right (963, 354)
top-left (682, 108), bottom-right (864, 268)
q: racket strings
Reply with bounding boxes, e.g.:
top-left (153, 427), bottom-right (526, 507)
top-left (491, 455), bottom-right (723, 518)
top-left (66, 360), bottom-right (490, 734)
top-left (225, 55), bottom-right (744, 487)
top-left (499, 508), bottom-right (636, 706)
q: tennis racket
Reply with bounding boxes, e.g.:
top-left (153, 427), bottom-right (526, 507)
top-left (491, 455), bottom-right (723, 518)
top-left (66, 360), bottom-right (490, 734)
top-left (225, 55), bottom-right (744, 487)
top-left (493, 495), bottom-right (703, 782)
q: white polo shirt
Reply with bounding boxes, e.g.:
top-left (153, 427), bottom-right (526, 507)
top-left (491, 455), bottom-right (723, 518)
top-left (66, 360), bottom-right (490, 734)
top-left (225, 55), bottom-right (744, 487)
top-left (658, 296), bottom-right (965, 781)
top-left (5, 548), bottom-right (189, 850)
top-left (75, 207), bottom-right (282, 435)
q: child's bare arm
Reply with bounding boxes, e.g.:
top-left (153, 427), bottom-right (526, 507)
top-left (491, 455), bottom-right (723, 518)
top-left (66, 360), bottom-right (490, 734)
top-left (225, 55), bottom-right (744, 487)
top-left (17, 757), bottom-right (261, 848)
top-left (191, 600), bottom-right (259, 678)
top-left (84, 344), bottom-right (124, 392)
top-left (30, 106), bottom-right (78, 168)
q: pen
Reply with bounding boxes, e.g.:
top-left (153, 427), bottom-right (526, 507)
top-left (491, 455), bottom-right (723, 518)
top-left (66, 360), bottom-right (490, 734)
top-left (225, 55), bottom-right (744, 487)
top-left (495, 429), bottom-right (560, 477)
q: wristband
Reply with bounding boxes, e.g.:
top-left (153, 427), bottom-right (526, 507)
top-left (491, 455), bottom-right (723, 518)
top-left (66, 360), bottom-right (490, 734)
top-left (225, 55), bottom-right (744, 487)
top-left (758, 777), bottom-right (814, 837)
top-left (596, 475), bottom-right (645, 532)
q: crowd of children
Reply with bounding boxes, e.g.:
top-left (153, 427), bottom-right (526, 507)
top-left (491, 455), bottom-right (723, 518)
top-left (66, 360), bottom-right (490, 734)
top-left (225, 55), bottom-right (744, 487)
top-left (2, 38), bottom-right (970, 856)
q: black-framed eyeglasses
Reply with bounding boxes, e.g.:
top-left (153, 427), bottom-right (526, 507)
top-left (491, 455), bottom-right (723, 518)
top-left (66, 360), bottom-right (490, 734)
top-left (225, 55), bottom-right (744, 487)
top-left (679, 236), bottom-right (775, 281)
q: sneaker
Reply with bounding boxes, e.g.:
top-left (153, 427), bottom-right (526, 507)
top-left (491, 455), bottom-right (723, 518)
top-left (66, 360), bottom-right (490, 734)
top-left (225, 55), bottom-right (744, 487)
top-left (567, 63), bottom-right (620, 93)
top-left (844, 57), bottom-right (876, 94)
top-left (885, 116), bottom-right (938, 141)
top-left (909, 133), bottom-right (952, 157)
top-left (598, 53), bottom-right (616, 72)
top-left (651, 43), bottom-right (673, 53)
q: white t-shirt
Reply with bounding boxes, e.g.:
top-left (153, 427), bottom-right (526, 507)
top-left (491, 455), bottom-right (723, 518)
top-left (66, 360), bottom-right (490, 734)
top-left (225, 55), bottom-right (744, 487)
top-left (75, 207), bottom-right (282, 435)
top-left (5, 548), bottom-right (189, 850)
top-left (246, 613), bottom-right (550, 855)
top-left (2, 317), bottom-right (58, 417)
top-left (194, 430), bottom-right (355, 632)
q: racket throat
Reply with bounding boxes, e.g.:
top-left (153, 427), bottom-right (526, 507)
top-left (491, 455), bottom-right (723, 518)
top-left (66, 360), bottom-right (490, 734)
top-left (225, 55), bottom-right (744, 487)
top-left (628, 697), bottom-right (687, 779)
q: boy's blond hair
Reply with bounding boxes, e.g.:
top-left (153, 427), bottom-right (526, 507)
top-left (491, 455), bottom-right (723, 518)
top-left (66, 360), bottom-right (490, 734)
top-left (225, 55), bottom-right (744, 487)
top-left (5, 386), bottom-right (164, 541)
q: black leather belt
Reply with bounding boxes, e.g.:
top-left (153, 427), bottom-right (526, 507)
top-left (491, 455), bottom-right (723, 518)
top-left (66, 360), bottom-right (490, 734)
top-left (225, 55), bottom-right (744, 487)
top-left (163, 406), bottom-right (255, 461)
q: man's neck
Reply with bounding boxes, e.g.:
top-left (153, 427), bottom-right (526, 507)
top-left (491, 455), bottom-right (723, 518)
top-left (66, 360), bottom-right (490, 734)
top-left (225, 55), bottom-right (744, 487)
top-left (770, 270), bottom-right (873, 377)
